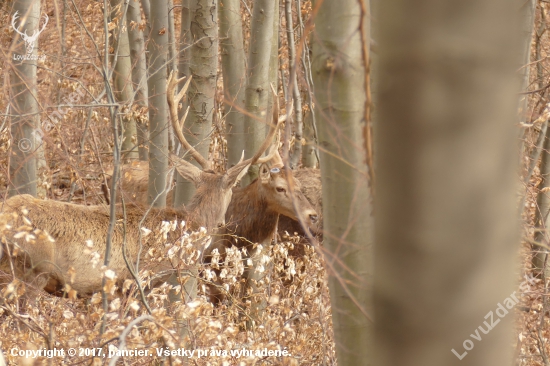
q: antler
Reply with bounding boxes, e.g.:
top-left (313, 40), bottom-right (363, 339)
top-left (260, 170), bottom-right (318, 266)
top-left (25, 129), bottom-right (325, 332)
top-left (227, 84), bottom-right (283, 175)
top-left (167, 70), bottom-right (210, 170)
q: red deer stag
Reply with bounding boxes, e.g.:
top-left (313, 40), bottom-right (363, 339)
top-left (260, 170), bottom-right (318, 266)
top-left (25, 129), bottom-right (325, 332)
top-left (0, 72), bottom-right (281, 297)
top-left (206, 142), bottom-right (319, 305)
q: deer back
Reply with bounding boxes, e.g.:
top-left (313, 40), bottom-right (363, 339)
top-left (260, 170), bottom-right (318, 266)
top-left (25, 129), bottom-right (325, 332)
top-left (0, 194), bottom-right (192, 295)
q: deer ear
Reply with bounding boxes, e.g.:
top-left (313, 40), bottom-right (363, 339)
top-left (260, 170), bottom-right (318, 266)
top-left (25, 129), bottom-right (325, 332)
top-left (224, 163), bottom-right (250, 188)
top-left (171, 154), bottom-right (203, 185)
top-left (259, 164), bottom-right (271, 184)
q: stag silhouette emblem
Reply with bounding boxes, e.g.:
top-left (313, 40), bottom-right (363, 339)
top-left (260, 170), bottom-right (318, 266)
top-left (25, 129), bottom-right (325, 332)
top-left (11, 11), bottom-right (49, 56)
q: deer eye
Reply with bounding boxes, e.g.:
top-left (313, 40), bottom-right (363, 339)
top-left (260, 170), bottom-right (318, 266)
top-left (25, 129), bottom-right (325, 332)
top-left (270, 168), bottom-right (280, 174)
top-left (276, 187), bottom-right (286, 193)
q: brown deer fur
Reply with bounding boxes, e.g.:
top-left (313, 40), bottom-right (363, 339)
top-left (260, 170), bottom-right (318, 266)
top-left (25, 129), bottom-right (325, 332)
top-left (277, 168), bottom-right (323, 242)
top-left (0, 165), bottom-right (254, 295)
top-left (0, 72), bottom-right (281, 297)
top-left (223, 165), bottom-right (319, 249)
top-left (0, 195), bottom-right (189, 294)
top-left (204, 164), bottom-right (319, 304)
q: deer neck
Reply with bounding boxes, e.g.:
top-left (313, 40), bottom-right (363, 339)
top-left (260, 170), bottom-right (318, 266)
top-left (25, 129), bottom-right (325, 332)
top-left (226, 179), bottom-right (279, 246)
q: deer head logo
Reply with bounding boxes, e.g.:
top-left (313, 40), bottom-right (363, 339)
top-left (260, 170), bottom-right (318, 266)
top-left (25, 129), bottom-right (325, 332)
top-left (11, 11), bottom-right (49, 56)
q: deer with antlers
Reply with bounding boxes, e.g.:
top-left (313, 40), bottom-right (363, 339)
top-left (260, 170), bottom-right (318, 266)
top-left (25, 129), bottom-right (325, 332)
top-left (0, 72), bottom-right (281, 297)
top-left (98, 77), bottom-right (321, 302)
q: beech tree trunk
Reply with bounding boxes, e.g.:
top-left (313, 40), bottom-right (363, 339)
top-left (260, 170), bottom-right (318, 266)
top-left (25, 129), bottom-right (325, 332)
top-left (9, 0), bottom-right (40, 197)
top-left (173, 0), bottom-right (218, 204)
top-left (219, 0), bottom-right (246, 168)
top-left (146, 0), bottom-right (169, 207)
top-left (241, 0), bottom-right (275, 186)
top-left (127, 0), bottom-right (149, 161)
top-left (286, 0), bottom-right (303, 168)
top-left (173, 0), bottom-right (192, 208)
top-left (266, 0), bottom-right (279, 134)
top-left (375, 0), bottom-right (521, 365)
top-left (110, 0), bottom-right (138, 162)
top-left (312, 0), bottom-right (373, 364)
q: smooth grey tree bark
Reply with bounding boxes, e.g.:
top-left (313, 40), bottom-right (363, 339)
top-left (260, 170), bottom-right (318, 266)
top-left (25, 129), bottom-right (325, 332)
top-left (9, 0), bottom-right (41, 197)
top-left (375, 0), bottom-right (521, 365)
top-left (246, 0), bottom-right (280, 325)
top-left (312, 0), bottom-right (373, 364)
top-left (241, 0), bottom-right (275, 186)
top-left (127, 0), bottom-right (149, 161)
top-left (173, 0), bottom-right (218, 204)
top-left (219, 0), bottom-right (246, 168)
top-left (146, 0), bottom-right (169, 207)
top-left (178, 0), bottom-right (191, 83)
top-left (266, 0), bottom-right (279, 135)
top-left (167, 0), bottom-right (178, 152)
top-left (173, 0), bottom-right (192, 208)
top-left (285, 0), bottom-right (303, 168)
top-left (167, 0), bottom-right (178, 76)
top-left (110, 0), bottom-right (138, 162)
top-left (171, 1), bottom-right (196, 344)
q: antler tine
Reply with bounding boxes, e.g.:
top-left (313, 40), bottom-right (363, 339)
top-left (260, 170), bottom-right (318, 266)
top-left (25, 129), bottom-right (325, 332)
top-left (253, 91), bottom-right (291, 165)
top-left (167, 71), bottom-right (210, 170)
top-left (255, 130), bottom-right (281, 164)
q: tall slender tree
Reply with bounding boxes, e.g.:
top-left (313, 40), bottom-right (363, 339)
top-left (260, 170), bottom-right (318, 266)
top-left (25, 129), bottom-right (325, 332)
top-left (173, 0), bottom-right (218, 204)
top-left (266, 0), bottom-right (279, 134)
top-left (219, 0), bottom-right (246, 168)
top-left (285, 0), bottom-right (303, 168)
top-left (299, 7), bottom-right (318, 168)
top-left (173, 0), bottom-right (192, 208)
top-left (146, 0), bottom-right (169, 207)
top-left (127, 0), bottom-right (149, 161)
top-left (312, 0), bottom-right (373, 364)
top-left (9, 0), bottom-right (41, 197)
top-left (110, 0), bottom-right (138, 162)
top-left (242, 0), bottom-right (275, 186)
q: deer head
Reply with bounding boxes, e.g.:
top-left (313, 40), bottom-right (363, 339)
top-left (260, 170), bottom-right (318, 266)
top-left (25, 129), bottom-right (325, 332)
top-left (167, 71), bottom-right (282, 228)
top-left (11, 11), bottom-right (48, 55)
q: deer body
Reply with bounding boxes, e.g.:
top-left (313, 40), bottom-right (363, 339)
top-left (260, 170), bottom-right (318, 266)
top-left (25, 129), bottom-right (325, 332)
top-left (1, 195), bottom-right (189, 294)
top-left (0, 72), bottom-right (281, 297)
